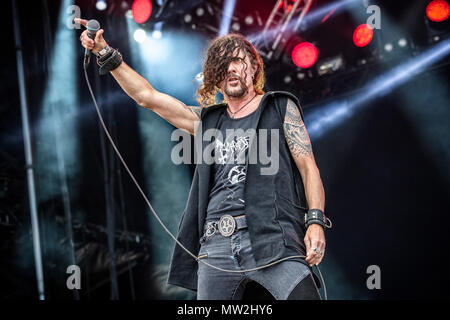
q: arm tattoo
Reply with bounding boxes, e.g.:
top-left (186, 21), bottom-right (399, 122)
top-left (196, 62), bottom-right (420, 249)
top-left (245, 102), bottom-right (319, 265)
top-left (283, 99), bottom-right (312, 158)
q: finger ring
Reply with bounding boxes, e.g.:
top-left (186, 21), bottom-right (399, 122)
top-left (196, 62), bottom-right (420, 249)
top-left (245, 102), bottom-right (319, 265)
top-left (313, 248), bottom-right (319, 254)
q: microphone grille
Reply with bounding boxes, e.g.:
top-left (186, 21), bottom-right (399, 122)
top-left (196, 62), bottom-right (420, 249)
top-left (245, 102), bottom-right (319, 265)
top-left (86, 19), bottom-right (100, 32)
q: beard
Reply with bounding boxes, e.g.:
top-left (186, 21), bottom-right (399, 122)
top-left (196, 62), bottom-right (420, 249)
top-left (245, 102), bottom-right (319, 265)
top-left (224, 76), bottom-right (248, 98)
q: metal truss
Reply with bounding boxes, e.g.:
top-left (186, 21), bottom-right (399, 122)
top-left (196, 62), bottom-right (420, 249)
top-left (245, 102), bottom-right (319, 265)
top-left (254, 0), bottom-right (314, 60)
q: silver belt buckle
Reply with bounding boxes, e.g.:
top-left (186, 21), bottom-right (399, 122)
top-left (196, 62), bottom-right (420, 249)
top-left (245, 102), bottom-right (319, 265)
top-left (218, 214), bottom-right (236, 237)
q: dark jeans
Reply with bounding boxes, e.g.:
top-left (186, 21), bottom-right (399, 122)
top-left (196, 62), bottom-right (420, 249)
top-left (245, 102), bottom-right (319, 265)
top-left (196, 228), bottom-right (321, 300)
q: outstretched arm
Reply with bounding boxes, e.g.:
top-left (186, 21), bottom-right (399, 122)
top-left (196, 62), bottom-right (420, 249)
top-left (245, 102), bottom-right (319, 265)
top-left (110, 62), bottom-right (202, 134)
top-left (283, 98), bottom-right (326, 267)
top-left (75, 18), bottom-right (201, 135)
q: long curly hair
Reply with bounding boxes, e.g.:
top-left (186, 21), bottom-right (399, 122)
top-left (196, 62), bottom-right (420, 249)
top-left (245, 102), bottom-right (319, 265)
top-left (196, 33), bottom-right (265, 107)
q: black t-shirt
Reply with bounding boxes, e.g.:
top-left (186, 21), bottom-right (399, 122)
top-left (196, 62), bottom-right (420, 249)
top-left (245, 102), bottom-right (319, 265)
top-left (205, 106), bottom-right (261, 221)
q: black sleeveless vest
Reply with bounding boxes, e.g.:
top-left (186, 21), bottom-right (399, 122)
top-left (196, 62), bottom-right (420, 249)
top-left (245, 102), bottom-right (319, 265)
top-left (167, 91), bottom-right (317, 291)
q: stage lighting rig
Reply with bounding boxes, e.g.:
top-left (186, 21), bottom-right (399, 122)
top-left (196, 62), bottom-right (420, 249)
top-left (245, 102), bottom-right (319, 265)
top-left (181, 2), bottom-right (221, 34)
top-left (253, 0), bottom-right (314, 60)
top-left (425, 0), bottom-right (450, 44)
top-left (317, 55), bottom-right (344, 76)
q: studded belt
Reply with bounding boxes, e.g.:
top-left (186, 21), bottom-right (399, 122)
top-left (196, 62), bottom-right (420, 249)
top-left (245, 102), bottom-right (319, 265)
top-left (203, 214), bottom-right (247, 238)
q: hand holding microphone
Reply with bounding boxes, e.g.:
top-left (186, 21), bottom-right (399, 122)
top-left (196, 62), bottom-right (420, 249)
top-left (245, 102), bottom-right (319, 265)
top-left (75, 18), bottom-right (123, 74)
top-left (75, 18), bottom-right (107, 67)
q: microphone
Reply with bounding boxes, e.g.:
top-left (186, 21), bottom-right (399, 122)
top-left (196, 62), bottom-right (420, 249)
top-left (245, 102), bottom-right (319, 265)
top-left (84, 19), bottom-right (100, 68)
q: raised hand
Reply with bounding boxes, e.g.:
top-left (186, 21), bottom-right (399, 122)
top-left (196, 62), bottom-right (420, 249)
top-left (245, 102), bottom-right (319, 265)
top-left (74, 18), bottom-right (107, 54)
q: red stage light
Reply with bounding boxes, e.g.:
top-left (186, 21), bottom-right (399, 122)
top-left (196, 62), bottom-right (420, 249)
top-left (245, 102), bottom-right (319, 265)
top-left (426, 0), bottom-right (450, 22)
top-left (353, 24), bottom-right (374, 47)
top-left (277, 0), bottom-right (283, 10)
top-left (132, 0), bottom-right (152, 24)
top-left (277, 0), bottom-right (295, 13)
top-left (291, 42), bottom-right (318, 68)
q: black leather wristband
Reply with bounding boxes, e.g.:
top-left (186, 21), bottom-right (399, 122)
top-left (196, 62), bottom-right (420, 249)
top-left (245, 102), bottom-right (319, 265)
top-left (97, 48), bottom-right (123, 75)
top-left (304, 209), bottom-right (332, 229)
top-left (97, 48), bottom-right (114, 63)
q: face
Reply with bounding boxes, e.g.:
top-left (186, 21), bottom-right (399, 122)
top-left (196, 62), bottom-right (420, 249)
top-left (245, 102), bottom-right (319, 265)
top-left (218, 49), bottom-right (257, 99)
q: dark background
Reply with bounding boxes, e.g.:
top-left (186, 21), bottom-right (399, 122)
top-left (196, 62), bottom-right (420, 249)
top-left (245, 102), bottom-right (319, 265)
top-left (1, 0), bottom-right (449, 299)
